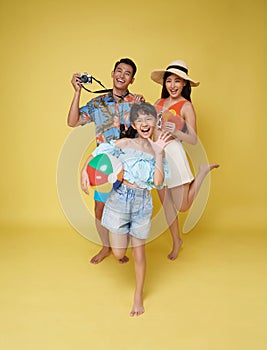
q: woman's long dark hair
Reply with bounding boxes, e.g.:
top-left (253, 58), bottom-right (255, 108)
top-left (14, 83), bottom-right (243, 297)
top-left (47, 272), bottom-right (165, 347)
top-left (161, 71), bottom-right (192, 102)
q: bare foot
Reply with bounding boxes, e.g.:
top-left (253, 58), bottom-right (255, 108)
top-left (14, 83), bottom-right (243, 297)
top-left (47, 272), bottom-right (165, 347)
top-left (168, 239), bottom-right (183, 260)
top-left (130, 293), bottom-right (144, 317)
top-left (210, 163), bottom-right (220, 169)
top-left (199, 163), bottom-right (220, 175)
top-left (118, 256), bottom-right (129, 264)
top-left (90, 246), bottom-right (111, 264)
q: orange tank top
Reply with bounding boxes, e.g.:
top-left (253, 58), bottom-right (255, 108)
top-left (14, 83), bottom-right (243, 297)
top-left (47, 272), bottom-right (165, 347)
top-left (155, 99), bottom-right (188, 132)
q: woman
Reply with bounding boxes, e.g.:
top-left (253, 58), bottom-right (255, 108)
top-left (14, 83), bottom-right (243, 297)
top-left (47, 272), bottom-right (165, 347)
top-left (151, 60), bottom-right (219, 260)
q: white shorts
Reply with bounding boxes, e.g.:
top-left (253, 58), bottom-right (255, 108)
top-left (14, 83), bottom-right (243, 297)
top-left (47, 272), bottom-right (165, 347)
top-left (165, 140), bottom-right (194, 188)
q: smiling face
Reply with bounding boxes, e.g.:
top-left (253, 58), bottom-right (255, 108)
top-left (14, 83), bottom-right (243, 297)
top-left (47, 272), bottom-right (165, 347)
top-left (111, 63), bottom-right (135, 92)
top-left (132, 112), bottom-right (156, 139)
top-left (165, 74), bottom-right (186, 99)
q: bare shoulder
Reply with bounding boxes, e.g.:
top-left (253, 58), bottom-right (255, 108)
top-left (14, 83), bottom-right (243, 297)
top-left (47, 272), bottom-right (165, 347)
top-left (154, 98), bottom-right (162, 105)
top-left (181, 100), bottom-right (193, 109)
top-left (115, 138), bottom-right (132, 149)
top-left (181, 101), bottom-right (196, 118)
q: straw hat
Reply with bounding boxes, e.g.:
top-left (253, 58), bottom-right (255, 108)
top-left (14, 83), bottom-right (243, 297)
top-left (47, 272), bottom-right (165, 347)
top-left (151, 60), bottom-right (200, 87)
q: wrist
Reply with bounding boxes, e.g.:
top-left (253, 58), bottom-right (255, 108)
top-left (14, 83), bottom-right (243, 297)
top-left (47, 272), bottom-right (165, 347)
top-left (155, 153), bottom-right (164, 160)
top-left (172, 129), bottom-right (179, 138)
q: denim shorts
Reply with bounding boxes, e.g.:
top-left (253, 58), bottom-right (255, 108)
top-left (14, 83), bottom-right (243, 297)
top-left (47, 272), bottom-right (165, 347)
top-left (101, 183), bottom-right (153, 239)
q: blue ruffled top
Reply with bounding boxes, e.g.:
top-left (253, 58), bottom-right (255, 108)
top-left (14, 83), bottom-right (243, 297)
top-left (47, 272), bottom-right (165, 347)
top-left (92, 141), bottom-right (170, 190)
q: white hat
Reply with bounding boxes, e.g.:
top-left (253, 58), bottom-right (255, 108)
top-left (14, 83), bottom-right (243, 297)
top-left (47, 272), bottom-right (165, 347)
top-left (151, 60), bottom-right (200, 87)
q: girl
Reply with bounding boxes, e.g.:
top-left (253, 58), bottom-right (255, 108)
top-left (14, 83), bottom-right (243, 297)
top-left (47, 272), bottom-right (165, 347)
top-left (81, 102), bottom-right (171, 317)
top-left (151, 60), bottom-right (219, 260)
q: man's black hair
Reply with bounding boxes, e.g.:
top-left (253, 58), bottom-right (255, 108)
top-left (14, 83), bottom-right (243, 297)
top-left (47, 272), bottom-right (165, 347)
top-left (114, 58), bottom-right (137, 78)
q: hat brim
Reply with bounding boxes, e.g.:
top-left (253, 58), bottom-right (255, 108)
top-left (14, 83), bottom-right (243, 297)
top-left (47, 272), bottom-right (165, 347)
top-left (151, 68), bottom-right (200, 87)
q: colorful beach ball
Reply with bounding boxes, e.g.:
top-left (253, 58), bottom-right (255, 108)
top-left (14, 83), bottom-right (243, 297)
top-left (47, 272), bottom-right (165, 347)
top-left (87, 153), bottom-right (123, 193)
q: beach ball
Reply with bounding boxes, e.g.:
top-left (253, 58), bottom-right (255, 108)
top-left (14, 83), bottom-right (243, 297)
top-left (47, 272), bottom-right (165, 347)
top-left (87, 153), bottom-right (123, 193)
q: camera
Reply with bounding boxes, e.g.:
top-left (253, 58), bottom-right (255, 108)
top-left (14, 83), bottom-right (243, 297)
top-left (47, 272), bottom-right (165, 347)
top-left (80, 73), bottom-right (92, 84)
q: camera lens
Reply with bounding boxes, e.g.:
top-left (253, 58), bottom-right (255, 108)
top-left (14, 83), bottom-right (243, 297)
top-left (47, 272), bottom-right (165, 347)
top-left (80, 75), bottom-right (88, 83)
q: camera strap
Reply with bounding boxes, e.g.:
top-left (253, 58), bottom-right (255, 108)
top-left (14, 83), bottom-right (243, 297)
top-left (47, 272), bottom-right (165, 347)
top-left (81, 77), bottom-right (130, 100)
top-left (81, 76), bottom-right (111, 94)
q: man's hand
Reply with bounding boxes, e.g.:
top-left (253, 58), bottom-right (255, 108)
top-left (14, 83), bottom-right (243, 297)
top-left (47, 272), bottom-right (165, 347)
top-left (133, 94), bottom-right (145, 103)
top-left (71, 73), bottom-right (82, 92)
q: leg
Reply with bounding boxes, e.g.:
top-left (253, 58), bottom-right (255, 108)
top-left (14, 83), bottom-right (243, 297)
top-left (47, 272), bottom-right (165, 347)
top-left (90, 200), bottom-right (111, 264)
top-left (166, 216), bottom-right (183, 260)
top-left (130, 237), bottom-right (146, 317)
top-left (158, 187), bottom-right (183, 260)
top-left (110, 232), bottom-right (129, 261)
top-left (91, 201), bottom-right (129, 264)
top-left (171, 164), bottom-right (220, 212)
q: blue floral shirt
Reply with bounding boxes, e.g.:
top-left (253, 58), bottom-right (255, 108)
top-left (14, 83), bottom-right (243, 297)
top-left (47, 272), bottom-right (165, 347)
top-left (79, 91), bottom-right (136, 145)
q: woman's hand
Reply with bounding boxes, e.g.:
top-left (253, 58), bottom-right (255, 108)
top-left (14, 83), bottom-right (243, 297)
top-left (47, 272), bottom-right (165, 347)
top-left (162, 121), bottom-right (176, 135)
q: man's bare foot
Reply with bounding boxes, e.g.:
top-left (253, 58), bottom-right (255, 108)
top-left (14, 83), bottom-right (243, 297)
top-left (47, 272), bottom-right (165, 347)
top-left (130, 293), bottom-right (144, 317)
top-left (90, 246), bottom-right (111, 264)
top-left (168, 239), bottom-right (183, 260)
top-left (118, 256), bottom-right (129, 264)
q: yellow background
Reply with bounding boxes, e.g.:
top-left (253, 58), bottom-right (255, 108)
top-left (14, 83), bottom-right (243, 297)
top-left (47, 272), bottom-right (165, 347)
top-left (1, 0), bottom-right (266, 349)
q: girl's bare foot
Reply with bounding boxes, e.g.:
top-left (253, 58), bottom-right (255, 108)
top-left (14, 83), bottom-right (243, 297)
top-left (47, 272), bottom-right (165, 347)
top-left (130, 293), bottom-right (144, 317)
top-left (168, 239), bottom-right (183, 260)
top-left (90, 246), bottom-right (111, 264)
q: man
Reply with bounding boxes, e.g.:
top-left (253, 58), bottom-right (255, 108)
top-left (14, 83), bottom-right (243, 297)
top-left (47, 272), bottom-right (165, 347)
top-left (67, 58), bottom-right (144, 264)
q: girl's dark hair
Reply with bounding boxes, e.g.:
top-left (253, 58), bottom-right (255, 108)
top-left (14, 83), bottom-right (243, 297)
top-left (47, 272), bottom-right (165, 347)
top-left (130, 102), bottom-right (157, 123)
top-left (161, 72), bottom-right (192, 102)
top-left (119, 102), bottom-right (157, 139)
top-left (119, 124), bottom-right (137, 139)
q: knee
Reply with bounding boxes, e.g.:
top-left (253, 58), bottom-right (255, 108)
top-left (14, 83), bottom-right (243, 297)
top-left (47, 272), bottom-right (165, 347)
top-left (112, 248), bottom-right (126, 260)
top-left (179, 203), bottom-right (190, 212)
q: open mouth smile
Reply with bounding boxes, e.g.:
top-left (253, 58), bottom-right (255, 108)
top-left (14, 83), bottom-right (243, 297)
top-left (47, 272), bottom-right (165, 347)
top-left (140, 126), bottom-right (151, 136)
top-left (116, 78), bottom-right (125, 84)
